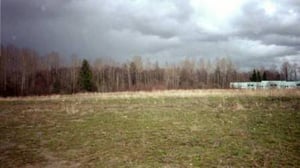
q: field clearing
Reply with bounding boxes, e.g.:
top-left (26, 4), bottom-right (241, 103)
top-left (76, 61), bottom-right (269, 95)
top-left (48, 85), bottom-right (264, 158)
top-left (1, 89), bottom-right (300, 101)
top-left (0, 89), bottom-right (300, 167)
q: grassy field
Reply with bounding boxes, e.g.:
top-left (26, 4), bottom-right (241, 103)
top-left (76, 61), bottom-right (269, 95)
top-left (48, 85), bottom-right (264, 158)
top-left (0, 89), bottom-right (299, 167)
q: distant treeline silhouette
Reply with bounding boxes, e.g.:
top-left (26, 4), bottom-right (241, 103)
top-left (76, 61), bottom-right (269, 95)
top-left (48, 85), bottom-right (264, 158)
top-left (1, 45), bottom-right (298, 96)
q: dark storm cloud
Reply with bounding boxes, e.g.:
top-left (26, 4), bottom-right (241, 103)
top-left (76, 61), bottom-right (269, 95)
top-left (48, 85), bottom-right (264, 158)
top-left (262, 34), bottom-right (300, 47)
top-left (2, 0), bottom-right (74, 21)
top-left (227, 0), bottom-right (300, 68)
top-left (1, 0), bottom-right (300, 69)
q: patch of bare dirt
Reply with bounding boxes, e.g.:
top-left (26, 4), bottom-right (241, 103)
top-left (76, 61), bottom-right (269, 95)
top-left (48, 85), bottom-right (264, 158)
top-left (232, 103), bottom-right (245, 111)
top-left (41, 150), bottom-right (81, 168)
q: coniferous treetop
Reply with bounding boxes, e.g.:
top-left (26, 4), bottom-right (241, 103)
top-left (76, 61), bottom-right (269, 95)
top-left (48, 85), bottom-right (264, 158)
top-left (78, 59), bottom-right (94, 92)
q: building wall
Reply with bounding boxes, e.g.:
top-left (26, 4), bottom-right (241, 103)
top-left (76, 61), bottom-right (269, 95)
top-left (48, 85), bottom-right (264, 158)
top-left (230, 81), bottom-right (300, 89)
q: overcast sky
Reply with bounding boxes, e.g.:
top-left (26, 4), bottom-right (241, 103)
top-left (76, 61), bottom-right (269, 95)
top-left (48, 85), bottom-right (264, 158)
top-left (1, 0), bottom-right (300, 69)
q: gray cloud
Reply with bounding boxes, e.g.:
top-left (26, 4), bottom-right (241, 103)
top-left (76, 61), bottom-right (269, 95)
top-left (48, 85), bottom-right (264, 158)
top-left (1, 0), bottom-right (300, 69)
top-left (233, 0), bottom-right (300, 47)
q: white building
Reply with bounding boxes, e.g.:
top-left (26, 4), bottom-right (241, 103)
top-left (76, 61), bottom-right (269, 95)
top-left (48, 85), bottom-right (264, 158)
top-left (230, 81), bottom-right (300, 89)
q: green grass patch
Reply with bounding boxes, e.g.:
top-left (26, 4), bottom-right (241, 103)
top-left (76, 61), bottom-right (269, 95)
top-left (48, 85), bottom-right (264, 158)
top-left (0, 94), bottom-right (299, 167)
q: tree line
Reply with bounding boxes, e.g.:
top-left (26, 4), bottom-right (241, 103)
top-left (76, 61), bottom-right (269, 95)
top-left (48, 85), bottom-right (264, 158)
top-left (0, 45), bottom-right (299, 96)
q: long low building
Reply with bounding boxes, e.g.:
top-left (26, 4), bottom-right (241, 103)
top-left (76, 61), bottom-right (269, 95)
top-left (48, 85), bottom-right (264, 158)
top-left (230, 81), bottom-right (300, 89)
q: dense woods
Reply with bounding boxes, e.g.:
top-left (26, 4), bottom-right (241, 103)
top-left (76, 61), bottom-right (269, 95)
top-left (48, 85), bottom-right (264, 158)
top-left (0, 45), bottom-right (299, 96)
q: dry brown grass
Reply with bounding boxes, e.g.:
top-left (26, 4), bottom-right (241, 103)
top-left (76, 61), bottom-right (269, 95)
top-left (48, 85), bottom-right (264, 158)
top-left (1, 89), bottom-right (299, 101)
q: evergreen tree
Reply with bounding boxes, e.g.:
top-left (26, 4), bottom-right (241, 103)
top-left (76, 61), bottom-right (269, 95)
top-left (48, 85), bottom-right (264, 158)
top-left (250, 69), bottom-right (257, 82)
top-left (262, 71), bottom-right (267, 80)
top-left (129, 61), bottom-right (137, 86)
top-left (257, 71), bottom-right (261, 82)
top-left (53, 78), bottom-right (61, 93)
top-left (78, 59), bottom-right (94, 91)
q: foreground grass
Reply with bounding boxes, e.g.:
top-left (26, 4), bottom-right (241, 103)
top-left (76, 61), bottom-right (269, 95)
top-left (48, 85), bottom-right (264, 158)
top-left (0, 90), bottom-right (299, 167)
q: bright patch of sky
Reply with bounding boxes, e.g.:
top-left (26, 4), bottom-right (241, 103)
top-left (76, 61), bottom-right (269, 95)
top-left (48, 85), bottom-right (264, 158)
top-left (190, 0), bottom-right (245, 33)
